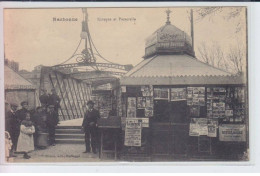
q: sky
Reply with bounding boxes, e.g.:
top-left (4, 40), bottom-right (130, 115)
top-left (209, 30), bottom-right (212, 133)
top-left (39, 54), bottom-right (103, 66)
top-left (3, 7), bottom-right (247, 72)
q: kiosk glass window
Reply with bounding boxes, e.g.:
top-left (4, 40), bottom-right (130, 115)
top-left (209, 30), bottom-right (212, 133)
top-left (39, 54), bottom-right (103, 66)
top-left (153, 87), bottom-right (188, 123)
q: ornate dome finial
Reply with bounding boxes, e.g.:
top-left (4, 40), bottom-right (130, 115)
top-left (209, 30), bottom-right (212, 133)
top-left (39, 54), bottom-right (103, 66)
top-left (165, 8), bottom-right (172, 25)
top-left (144, 8), bottom-right (195, 58)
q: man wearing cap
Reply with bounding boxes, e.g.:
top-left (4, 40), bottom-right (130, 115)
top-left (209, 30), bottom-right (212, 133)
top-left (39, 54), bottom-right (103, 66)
top-left (46, 105), bottom-right (59, 146)
top-left (16, 101), bottom-right (30, 124)
top-left (39, 89), bottom-right (49, 107)
top-left (82, 100), bottom-right (100, 154)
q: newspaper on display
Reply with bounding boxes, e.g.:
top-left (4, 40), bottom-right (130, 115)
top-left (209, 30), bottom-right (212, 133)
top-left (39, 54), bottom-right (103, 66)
top-left (139, 86), bottom-right (154, 117)
top-left (127, 97), bottom-right (136, 117)
top-left (187, 87), bottom-right (205, 106)
top-left (189, 118), bottom-right (218, 137)
top-left (170, 88), bottom-right (187, 101)
top-left (141, 85), bottom-right (153, 97)
top-left (153, 88), bottom-right (169, 100)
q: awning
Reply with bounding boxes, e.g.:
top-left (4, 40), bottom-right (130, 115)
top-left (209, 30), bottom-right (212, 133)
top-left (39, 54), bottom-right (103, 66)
top-left (120, 75), bottom-right (245, 86)
top-left (121, 54), bottom-right (245, 85)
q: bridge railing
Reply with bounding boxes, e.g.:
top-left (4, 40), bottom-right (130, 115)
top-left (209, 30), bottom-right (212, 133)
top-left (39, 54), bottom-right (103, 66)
top-left (39, 66), bottom-right (92, 121)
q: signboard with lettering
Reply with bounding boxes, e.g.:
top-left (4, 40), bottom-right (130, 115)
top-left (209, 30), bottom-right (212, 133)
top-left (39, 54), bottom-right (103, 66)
top-left (208, 125), bottom-right (217, 138)
top-left (189, 118), bottom-right (208, 136)
top-left (5, 85), bottom-right (36, 90)
top-left (207, 119), bottom-right (218, 137)
top-left (158, 32), bottom-right (183, 42)
top-left (219, 124), bottom-right (246, 142)
top-left (138, 117), bottom-right (149, 128)
top-left (124, 118), bottom-right (142, 146)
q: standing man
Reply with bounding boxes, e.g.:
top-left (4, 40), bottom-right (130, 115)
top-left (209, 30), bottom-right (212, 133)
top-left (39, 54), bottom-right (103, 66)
top-left (10, 103), bottom-right (18, 113)
top-left (48, 88), bottom-right (61, 114)
top-left (82, 100), bottom-right (100, 154)
top-left (16, 101), bottom-right (30, 124)
top-left (46, 105), bottom-right (59, 146)
top-left (5, 102), bottom-right (16, 155)
top-left (9, 102), bottom-right (20, 151)
top-left (48, 88), bottom-right (60, 126)
top-left (39, 89), bottom-right (49, 108)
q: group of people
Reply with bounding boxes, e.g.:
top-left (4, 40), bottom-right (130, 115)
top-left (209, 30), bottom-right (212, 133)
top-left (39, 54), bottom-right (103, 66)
top-left (5, 88), bottom-right (61, 160)
top-left (5, 87), bottom-right (102, 160)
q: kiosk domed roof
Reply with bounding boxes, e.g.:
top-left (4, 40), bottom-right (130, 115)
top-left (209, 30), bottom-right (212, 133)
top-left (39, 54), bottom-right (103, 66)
top-left (144, 10), bottom-right (194, 58)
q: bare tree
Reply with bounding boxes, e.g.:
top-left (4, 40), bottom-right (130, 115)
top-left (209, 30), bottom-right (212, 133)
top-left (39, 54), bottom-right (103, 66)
top-left (195, 7), bottom-right (223, 21)
top-left (197, 41), bottom-right (245, 74)
top-left (195, 7), bottom-right (244, 33)
top-left (195, 7), bottom-right (246, 74)
top-left (197, 41), bottom-right (225, 68)
top-left (197, 42), bottom-right (211, 65)
top-left (227, 44), bottom-right (244, 74)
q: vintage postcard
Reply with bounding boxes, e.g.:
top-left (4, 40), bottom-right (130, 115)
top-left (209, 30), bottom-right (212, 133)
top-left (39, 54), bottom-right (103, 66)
top-left (2, 5), bottom-right (249, 164)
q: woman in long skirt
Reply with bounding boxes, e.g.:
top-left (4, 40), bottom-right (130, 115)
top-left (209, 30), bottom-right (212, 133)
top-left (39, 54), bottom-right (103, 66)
top-left (16, 113), bottom-right (35, 159)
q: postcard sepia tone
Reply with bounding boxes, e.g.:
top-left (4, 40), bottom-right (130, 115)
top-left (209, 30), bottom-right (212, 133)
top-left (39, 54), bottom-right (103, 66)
top-left (2, 6), bottom-right (249, 163)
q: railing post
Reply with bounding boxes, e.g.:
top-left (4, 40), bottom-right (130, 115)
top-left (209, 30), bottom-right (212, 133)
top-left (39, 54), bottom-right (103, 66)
top-left (49, 73), bottom-right (66, 121)
top-left (58, 73), bottom-right (76, 120)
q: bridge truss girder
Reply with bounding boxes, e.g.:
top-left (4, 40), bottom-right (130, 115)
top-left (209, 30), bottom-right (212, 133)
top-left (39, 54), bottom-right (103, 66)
top-left (40, 66), bottom-right (92, 121)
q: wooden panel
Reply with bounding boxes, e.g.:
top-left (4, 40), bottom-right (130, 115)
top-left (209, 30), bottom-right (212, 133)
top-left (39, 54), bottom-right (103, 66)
top-left (172, 125), bottom-right (188, 155)
top-left (151, 123), bottom-right (188, 156)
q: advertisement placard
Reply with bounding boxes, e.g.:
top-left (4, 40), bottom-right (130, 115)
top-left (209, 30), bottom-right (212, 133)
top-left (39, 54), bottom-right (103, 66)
top-left (219, 124), bottom-right (246, 142)
top-left (124, 118), bottom-right (142, 146)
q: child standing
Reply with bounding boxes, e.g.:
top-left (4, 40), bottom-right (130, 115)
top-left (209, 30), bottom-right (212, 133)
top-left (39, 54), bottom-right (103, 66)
top-left (16, 113), bottom-right (35, 159)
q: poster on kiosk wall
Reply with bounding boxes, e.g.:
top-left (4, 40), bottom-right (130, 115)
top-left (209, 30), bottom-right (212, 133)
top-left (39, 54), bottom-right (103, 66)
top-left (189, 118), bottom-right (208, 136)
top-left (189, 118), bottom-right (218, 137)
top-left (219, 124), bottom-right (246, 142)
top-left (124, 118), bottom-right (142, 146)
top-left (127, 97), bottom-right (137, 117)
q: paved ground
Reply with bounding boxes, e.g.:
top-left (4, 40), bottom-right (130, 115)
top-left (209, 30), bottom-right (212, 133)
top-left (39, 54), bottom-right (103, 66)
top-left (9, 144), bottom-right (113, 163)
top-left (8, 119), bottom-right (114, 163)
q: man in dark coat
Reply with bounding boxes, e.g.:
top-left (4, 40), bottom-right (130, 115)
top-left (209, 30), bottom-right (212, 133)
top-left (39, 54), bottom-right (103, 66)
top-left (46, 105), bottom-right (59, 146)
top-left (39, 89), bottom-right (49, 108)
top-left (82, 100), bottom-right (100, 154)
top-left (16, 101), bottom-right (30, 124)
top-left (5, 102), bottom-right (17, 153)
top-left (10, 103), bottom-right (18, 113)
top-left (48, 89), bottom-right (61, 113)
top-left (8, 102), bottom-right (20, 151)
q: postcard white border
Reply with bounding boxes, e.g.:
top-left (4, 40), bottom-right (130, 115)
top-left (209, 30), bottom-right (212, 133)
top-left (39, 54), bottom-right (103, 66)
top-left (0, 1), bottom-right (259, 173)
